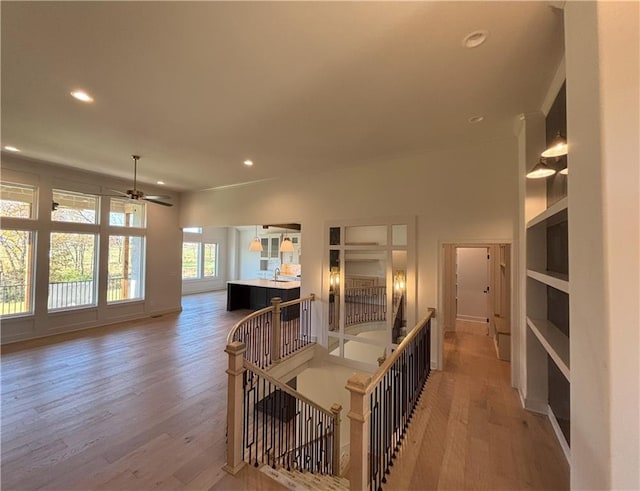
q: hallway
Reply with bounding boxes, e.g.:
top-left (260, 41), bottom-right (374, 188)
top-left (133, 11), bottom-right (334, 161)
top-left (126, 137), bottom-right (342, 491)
top-left (384, 331), bottom-right (569, 490)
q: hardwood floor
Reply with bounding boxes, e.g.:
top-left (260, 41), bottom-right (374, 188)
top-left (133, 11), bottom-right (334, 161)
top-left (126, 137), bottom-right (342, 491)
top-left (2, 293), bottom-right (569, 490)
top-left (1, 292), bottom-right (274, 491)
top-left (384, 331), bottom-right (569, 490)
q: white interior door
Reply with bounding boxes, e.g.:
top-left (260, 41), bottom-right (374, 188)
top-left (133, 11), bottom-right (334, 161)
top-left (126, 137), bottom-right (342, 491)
top-left (456, 247), bottom-right (489, 324)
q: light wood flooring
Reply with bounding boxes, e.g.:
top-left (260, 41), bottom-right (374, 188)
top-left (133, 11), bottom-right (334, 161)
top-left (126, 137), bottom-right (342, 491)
top-left (2, 292), bottom-right (568, 490)
top-left (384, 330), bottom-right (569, 490)
top-left (1, 291), bottom-right (283, 490)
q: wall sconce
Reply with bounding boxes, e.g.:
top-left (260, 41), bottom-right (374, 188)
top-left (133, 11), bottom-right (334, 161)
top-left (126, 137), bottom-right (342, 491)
top-left (541, 131), bottom-right (568, 158)
top-left (329, 267), bottom-right (340, 290)
top-left (249, 225), bottom-right (263, 252)
top-left (280, 236), bottom-right (294, 252)
top-left (526, 158), bottom-right (557, 179)
top-left (394, 270), bottom-right (406, 292)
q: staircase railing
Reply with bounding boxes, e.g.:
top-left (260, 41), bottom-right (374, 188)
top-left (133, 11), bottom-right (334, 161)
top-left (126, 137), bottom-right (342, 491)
top-left (225, 294), bottom-right (343, 477)
top-left (227, 294), bottom-right (315, 369)
top-left (346, 309), bottom-right (435, 491)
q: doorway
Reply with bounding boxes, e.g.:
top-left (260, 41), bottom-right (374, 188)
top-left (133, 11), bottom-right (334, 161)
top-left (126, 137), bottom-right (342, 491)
top-left (441, 242), bottom-right (512, 364)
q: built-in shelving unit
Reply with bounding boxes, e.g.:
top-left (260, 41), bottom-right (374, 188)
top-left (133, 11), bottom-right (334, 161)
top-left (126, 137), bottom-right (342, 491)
top-left (526, 269), bottom-right (569, 293)
top-left (526, 316), bottom-right (570, 380)
top-left (526, 196), bottom-right (568, 228)
top-left (524, 81), bottom-right (570, 460)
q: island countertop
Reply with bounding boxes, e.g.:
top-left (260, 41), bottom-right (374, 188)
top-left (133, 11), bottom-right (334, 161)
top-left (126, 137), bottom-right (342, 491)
top-left (227, 279), bottom-right (301, 290)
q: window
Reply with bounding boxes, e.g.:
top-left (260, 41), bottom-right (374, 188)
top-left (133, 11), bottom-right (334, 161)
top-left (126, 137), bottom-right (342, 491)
top-left (48, 232), bottom-right (97, 310)
top-left (1, 182), bottom-right (36, 219)
top-left (203, 243), bottom-right (217, 277)
top-left (182, 242), bottom-right (218, 279)
top-left (0, 229), bottom-right (35, 316)
top-left (182, 242), bottom-right (200, 279)
top-left (183, 227), bottom-right (202, 233)
top-left (108, 235), bottom-right (145, 303)
top-left (109, 199), bottom-right (146, 227)
top-left (52, 190), bottom-right (99, 224)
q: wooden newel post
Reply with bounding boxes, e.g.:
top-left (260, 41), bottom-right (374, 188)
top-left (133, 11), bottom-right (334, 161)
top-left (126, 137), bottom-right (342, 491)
top-left (346, 373), bottom-right (372, 491)
top-left (331, 403), bottom-right (343, 475)
top-left (223, 341), bottom-right (247, 475)
top-left (271, 297), bottom-right (282, 363)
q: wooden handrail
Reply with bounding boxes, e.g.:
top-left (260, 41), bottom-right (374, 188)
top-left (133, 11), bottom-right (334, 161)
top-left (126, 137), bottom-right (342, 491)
top-left (226, 294), bottom-right (316, 345)
top-left (280, 293), bottom-right (315, 308)
top-left (366, 308), bottom-right (435, 392)
top-left (244, 357), bottom-right (335, 420)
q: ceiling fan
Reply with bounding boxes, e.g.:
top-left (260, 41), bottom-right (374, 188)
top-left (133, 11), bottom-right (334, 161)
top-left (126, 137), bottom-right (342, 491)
top-left (108, 155), bottom-right (173, 207)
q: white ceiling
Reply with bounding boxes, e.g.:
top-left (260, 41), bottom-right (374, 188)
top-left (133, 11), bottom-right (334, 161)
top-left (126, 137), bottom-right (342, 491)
top-left (1, 2), bottom-right (564, 192)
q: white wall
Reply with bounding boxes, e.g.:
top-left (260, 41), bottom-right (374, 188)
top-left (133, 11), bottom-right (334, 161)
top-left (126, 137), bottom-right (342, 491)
top-left (180, 138), bottom-right (519, 364)
top-left (1, 155), bottom-right (183, 344)
top-left (565, 2), bottom-right (640, 489)
top-left (456, 247), bottom-right (488, 323)
top-left (238, 228), bottom-right (263, 280)
top-left (181, 226), bottom-right (231, 295)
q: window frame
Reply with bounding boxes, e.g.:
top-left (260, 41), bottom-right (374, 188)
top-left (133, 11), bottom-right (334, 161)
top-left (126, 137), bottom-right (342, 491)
top-left (0, 227), bottom-right (36, 318)
top-left (181, 241), bottom-right (219, 280)
top-left (109, 198), bottom-right (147, 228)
top-left (47, 231), bottom-right (99, 312)
top-left (0, 181), bottom-right (38, 220)
top-left (106, 233), bottom-right (146, 304)
top-left (51, 188), bottom-right (100, 225)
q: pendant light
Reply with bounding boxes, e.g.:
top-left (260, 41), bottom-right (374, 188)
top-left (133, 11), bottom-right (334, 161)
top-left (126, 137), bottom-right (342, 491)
top-left (249, 225), bottom-right (263, 252)
top-left (280, 236), bottom-right (294, 252)
top-left (559, 167), bottom-right (568, 175)
top-left (526, 158), bottom-right (557, 179)
top-left (541, 131), bottom-right (568, 158)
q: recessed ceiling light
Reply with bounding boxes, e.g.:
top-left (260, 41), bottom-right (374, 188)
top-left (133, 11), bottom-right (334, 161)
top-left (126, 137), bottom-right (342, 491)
top-left (4, 145), bottom-right (20, 152)
top-left (468, 115), bottom-right (484, 124)
top-left (244, 160), bottom-right (254, 167)
top-left (157, 181), bottom-right (165, 185)
top-left (70, 90), bottom-right (94, 103)
top-left (462, 30), bottom-right (489, 49)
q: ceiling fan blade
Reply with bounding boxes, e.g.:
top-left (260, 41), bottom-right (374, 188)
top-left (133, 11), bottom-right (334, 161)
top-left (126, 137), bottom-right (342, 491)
top-left (143, 198), bottom-right (173, 207)
top-left (105, 189), bottom-right (129, 197)
top-left (143, 195), bottom-right (171, 200)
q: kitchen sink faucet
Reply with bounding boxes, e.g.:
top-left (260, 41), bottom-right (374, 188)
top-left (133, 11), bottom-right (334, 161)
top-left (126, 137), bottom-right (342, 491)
top-left (274, 268), bottom-right (280, 281)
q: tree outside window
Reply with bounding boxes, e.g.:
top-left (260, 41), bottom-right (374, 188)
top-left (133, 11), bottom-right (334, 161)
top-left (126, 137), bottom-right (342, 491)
top-left (182, 242), bottom-right (217, 279)
top-left (182, 242), bottom-right (199, 279)
top-left (1, 183), bottom-right (36, 219)
top-left (48, 232), bottom-right (97, 310)
top-left (51, 190), bottom-right (98, 224)
top-left (203, 243), bottom-right (217, 277)
top-left (0, 230), bottom-right (34, 316)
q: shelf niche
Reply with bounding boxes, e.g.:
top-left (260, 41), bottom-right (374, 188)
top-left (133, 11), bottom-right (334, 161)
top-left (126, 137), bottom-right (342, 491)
top-left (524, 79), bottom-right (571, 458)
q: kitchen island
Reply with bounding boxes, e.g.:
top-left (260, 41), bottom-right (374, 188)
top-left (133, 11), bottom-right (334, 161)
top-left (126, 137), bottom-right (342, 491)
top-left (226, 279), bottom-right (301, 319)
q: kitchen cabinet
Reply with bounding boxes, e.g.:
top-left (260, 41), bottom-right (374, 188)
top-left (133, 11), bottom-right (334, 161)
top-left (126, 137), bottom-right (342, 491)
top-left (226, 279), bottom-right (301, 320)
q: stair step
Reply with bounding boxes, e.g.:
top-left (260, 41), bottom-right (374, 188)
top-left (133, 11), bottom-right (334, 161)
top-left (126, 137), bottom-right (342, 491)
top-left (260, 465), bottom-right (349, 491)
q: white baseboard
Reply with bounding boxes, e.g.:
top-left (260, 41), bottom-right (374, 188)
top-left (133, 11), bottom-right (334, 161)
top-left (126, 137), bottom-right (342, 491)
top-left (518, 388), bottom-right (526, 408)
top-left (547, 405), bottom-right (571, 463)
top-left (523, 396), bottom-right (548, 414)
